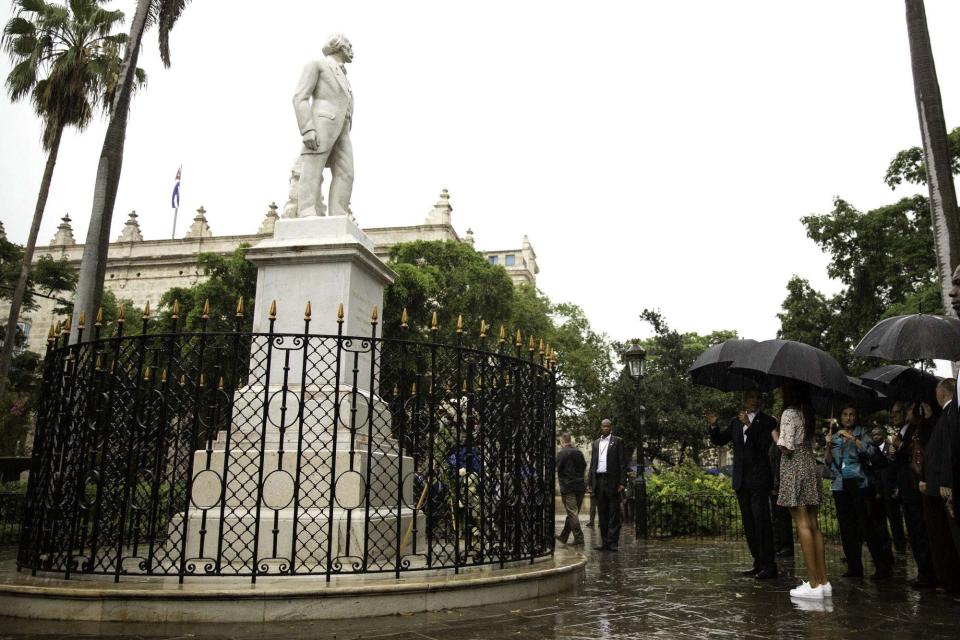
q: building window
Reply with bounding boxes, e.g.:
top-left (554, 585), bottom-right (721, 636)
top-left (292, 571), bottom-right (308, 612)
top-left (488, 255), bottom-right (498, 265)
top-left (505, 254), bottom-right (516, 267)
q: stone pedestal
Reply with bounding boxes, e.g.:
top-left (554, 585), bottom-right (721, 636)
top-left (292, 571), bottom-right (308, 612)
top-left (245, 216), bottom-right (395, 390)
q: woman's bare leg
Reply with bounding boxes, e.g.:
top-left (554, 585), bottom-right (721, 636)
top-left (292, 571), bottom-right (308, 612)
top-left (808, 506), bottom-right (828, 585)
top-left (791, 506), bottom-right (820, 587)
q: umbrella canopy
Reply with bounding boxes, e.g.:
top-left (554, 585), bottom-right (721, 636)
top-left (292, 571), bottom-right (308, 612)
top-left (853, 313), bottom-right (960, 361)
top-left (688, 339), bottom-right (771, 391)
top-left (859, 364), bottom-right (941, 404)
top-left (813, 376), bottom-right (886, 416)
top-left (728, 339), bottom-right (853, 397)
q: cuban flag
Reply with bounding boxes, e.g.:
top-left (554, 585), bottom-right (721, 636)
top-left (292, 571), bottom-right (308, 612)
top-left (171, 166), bottom-right (181, 208)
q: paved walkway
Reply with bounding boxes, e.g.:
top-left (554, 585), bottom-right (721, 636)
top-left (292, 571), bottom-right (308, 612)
top-left (2, 520), bottom-right (959, 639)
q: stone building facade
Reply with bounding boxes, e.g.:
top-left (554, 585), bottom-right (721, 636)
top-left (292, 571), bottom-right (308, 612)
top-left (5, 190), bottom-right (538, 355)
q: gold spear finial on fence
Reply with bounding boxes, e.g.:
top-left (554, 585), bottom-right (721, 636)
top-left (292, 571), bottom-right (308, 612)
top-left (431, 311), bottom-right (439, 332)
top-left (456, 315), bottom-right (463, 334)
top-left (171, 299), bottom-right (180, 320)
top-left (528, 335), bottom-right (535, 353)
top-left (371, 305), bottom-right (379, 323)
top-left (117, 307), bottom-right (125, 324)
top-left (142, 301), bottom-right (151, 319)
top-left (461, 379), bottom-right (468, 393)
top-left (218, 376), bottom-right (225, 390)
top-left (199, 373), bottom-right (206, 389)
top-left (236, 296), bottom-right (245, 318)
top-left (337, 302), bottom-right (344, 322)
top-left (401, 308), bottom-right (409, 330)
top-left (269, 300), bottom-right (277, 321)
top-left (179, 374), bottom-right (187, 387)
top-left (143, 367), bottom-right (151, 382)
top-left (539, 338), bottom-right (545, 356)
top-left (64, 314), bottom-right (72, 334)
top-left (95, 354), bottom-right (103, 371)
top-left (95, 306), bottom-right (104, 327)
top-left (304, 301), bottom-right (312, 320)
top-left (77, 311), bottom-right (86, 330)
top-left (498, 324), bottom-right (506, 345)
top-left (201, 299), bottom-right (210, 320)
top-left (515, 329), bottom-right (522, 348)
top-left (161, 368), bottom-right (168, 384)
top-left (479, 320), bottom-right (487, 338)
top-left (411, 381), bottom-right (417, 396)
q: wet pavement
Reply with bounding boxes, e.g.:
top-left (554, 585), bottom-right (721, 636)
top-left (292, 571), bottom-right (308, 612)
top-left (2, 519), bottom-right (959, 639)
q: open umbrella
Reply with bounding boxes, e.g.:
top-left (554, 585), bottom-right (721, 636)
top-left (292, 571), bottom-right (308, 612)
top-left (812, 376), bottom-right (886, 416)
top-left (853, 313), bottom-right (960, 361)
top-left (689, 338), bottom-right (770, 391)
top-left (859, 364), bottom-right (941, 404)
top-left (728, 339), bottom-right (853, 397)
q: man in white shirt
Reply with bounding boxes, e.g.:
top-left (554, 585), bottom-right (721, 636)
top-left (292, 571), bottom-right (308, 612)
top-left (587, 419), bottom-right (627, 551)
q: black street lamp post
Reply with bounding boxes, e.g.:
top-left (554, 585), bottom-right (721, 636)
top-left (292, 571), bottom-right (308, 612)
top-left (624, 344), bottom-right (647, 539)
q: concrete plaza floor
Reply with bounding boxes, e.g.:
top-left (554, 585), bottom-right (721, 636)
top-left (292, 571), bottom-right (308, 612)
top-left (2, 519), bottom-right (958, 639)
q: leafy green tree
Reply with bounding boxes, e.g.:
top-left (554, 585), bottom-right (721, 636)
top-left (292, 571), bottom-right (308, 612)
top-left (383, 240), bottom-right (515, 343)
top-left (885, 126), bottom-right (960, 188)
top-left (778, 195), bottom-right (939, 371)
top-left (595, 311), bottom-right (741, 468)
top-left (1, 0), bottom-right (141, 392)
top-left (155, 245), bottom-right (257, 333)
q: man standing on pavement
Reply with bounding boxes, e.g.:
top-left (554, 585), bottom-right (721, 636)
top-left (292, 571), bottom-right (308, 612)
top-left (705, 389), bottom-right (778, 579)
top-left (588, 419), bottom-right (627, 551)
top-left (555, 433), bottom-right (587, 546)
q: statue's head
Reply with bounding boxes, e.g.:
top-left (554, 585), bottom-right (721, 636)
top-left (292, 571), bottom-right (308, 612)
top-left (323, 33), bottom-right (353, 62)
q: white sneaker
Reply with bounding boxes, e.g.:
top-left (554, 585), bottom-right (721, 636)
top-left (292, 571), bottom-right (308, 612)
top-left (821, 582), bottom-right (832, 597)
top-left (789, 581), bottom-right (824, 599)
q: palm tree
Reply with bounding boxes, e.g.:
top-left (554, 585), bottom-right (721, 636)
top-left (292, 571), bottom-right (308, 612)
top-left (70, 0), bottom-right (190, 343)
top-left (0, 0), bottom-right (143, 394)
top-left (904, 0), bottom-right (960, 317)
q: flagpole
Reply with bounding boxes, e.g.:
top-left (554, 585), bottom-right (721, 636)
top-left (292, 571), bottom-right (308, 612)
top-left (171, 205), bottom-right (178, 239)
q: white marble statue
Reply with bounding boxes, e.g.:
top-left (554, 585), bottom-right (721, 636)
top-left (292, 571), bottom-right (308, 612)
top-left (287, 33), bottom-right (355, 218)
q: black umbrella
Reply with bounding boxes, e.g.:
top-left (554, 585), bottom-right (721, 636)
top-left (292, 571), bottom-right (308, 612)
top-left (859, 364), bottom-right (941, 404)
top-left (689, 338), bottom-right (771, 391)
top-left (728, 339), bottom-right (853, 397)
top-left (812, 376), bottom-right (886, 416)
top-left (853, 313), bottom-right (960, 361)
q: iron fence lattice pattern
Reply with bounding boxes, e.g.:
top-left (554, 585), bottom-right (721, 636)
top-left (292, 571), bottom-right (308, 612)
top-left (18, 313), bottom-right (557, 582)
top-left (644, 493), bottom-right (840, 541)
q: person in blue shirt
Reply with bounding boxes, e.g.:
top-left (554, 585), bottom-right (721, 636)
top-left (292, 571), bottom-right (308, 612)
top-left (824, 404), bottom-right (894, 578)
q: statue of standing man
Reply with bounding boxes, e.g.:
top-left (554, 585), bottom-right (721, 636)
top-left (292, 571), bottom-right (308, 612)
top-left (289, 33), bottom-right (355, 218)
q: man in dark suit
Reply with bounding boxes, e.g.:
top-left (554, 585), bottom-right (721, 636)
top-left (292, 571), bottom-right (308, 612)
top-left (588, 419), bottom-right (627, 551)
top-left (705, 389), bottom-right (777, 579)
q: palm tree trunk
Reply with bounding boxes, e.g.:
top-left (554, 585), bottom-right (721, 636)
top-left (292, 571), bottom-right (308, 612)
top-left (70, 0), bottom-right (151, 343)
top-left (0, 123), bottom-right (64, 396)
top-left (905, 0), bottom-right (960, 318)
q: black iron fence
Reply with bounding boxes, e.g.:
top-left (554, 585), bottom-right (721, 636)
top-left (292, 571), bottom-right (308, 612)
top-left (644, 493), bottom-right (840, 541)
top-left (18, 309), bottom-right (557, 582)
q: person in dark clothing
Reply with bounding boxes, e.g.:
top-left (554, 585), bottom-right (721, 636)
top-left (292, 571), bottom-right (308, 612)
top-left (587, 419), bottom-right (627, 551)
top-left (555, 432), bottom-right (587, 545)
top-left (875, 412), bottom-right (907, 554)
top-left (919, 380), bottom-right (960, 593)
top-left (706, 388), bottom-right (778, 579)
top-left (768, 428), bottom-right (794, 557)
top-left (892, 400), bottom-right (937, 589)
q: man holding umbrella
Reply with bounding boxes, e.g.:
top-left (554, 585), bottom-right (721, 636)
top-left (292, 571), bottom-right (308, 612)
top-left (705, 389), bottom-right (778, 579)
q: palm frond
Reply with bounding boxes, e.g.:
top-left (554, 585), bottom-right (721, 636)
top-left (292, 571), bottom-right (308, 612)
top-left (157, 0), bottom-right (189, 67)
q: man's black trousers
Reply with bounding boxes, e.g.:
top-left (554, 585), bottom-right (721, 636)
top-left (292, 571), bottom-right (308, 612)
top-left (736, 485), bottom-right (775, 572)
top-left (595, 474), bottom-right (622, 549)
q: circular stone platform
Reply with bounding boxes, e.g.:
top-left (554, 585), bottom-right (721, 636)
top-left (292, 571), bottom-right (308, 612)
top-left (0, 549), bottom-right (585, 623)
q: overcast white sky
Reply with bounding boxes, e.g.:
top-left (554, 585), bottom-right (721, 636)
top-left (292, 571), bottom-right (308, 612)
top-left (2, 1), bottom-right (959, 355)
